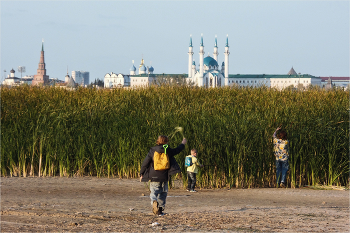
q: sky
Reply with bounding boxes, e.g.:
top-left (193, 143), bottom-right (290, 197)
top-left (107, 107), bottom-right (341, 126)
top-left (1, 0), bottom-right (349, 82)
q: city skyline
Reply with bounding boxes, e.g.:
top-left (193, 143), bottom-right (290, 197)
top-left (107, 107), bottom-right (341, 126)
top-left (1, 1), bottom-right (349, 83)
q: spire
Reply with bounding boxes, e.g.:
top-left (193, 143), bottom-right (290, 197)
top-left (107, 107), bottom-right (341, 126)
top-left (200, 33), bottom-right (204, 46)
top-left (225, 34), bottom-right (229, 47)
top-left (189, 35), bottom-right (193, 47)
top-left (42, 39), bottom-right (44, 51)
top-left (214, 35), bottom-right (218, 47)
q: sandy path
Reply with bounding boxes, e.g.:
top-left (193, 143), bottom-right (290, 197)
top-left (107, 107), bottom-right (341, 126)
top-left (1, 177), bottom-right (349, 232)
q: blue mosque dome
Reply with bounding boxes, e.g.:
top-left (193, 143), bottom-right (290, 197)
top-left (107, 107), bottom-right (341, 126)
top-left (130, 64), bottom-right (136, 71)
top-left (149, 66), bottom-right (154, 72)
top-left (203, 56), bottom-right (218, 67)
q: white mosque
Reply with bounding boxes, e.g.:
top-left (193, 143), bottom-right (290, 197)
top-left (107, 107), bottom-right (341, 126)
top-left (104, 34), bottom-right (328, 89)
top-left (187, 34), bottom-right (229, 87)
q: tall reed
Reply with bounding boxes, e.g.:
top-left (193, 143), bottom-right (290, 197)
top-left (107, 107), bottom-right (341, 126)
top-left (1, 85), bottom-right (348, 188)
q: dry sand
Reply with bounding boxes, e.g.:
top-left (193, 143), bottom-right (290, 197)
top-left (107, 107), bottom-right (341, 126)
top-left (1, 177), bottom-right (349, 232)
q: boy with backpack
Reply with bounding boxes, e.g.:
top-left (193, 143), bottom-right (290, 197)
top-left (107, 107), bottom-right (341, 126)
top-left (140, 135), bottom-right (187, 216)
top-left (185, 149), bottom-right (203, 192)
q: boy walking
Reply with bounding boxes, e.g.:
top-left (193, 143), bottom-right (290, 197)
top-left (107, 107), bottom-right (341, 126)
top-left (186, 149), bottom-right (203, 192)
top-left (140, 135), bottom-right (187, 216)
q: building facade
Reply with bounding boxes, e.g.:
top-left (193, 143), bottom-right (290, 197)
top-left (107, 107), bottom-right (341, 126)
top-left (103, 35), bottom-right (347, 89)
top-left (187, 35), bottom-right (228, 87)
top-left (104, 58), bottom-right (156, 88)
top-left (2, 69), bottom-right (20, 86)
top-left (71, 71), bottom-right (89, 86)
top-left (319, 77), bottom-right (349, 89)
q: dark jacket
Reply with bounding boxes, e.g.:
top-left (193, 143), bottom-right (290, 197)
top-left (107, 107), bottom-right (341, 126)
top-left (140, 143), bottom-right (185, 182)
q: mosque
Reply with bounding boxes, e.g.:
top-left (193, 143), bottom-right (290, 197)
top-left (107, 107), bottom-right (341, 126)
top-left (104, 35), bottom-right (330, 89)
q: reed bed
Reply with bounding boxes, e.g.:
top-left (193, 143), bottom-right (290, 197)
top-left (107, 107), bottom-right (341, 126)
top-left (1, 85), bottom-right (348, 188)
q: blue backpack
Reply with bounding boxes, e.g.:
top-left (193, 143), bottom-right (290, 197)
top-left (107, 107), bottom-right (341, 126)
top-left (185, 156), bottom-right (193, 167)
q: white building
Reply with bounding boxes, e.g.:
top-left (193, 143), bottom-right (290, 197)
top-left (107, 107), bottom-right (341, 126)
top-left (104, 72), bottom-right (130, 88)
top-left (72, 71), bottom-right (89, 86)
top-left (21, 75), bottom-right (33, 85)
top-left (104, 58), bottom-right (156, 88)
top-left (2, 69), bottom-right (20, 86)
top-left (187, 35), bottom-right (227, 87)
top-left (187, 35), bottom-right (322, 89)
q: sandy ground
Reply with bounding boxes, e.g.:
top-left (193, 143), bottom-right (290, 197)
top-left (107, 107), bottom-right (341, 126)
top-left (1, 177), bottom-right (349, 232)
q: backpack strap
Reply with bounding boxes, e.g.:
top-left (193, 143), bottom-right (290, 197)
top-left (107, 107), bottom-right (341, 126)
top-left (163, 144), bottom-right (168, 154)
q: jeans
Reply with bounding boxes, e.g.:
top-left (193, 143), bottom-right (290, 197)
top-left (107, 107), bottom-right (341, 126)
top-left (149, 182), bottom-right (168, 208)
top-left (187, 171), bottom-right (197, 190)
top-left (276, 160), bottom-right (289, 185)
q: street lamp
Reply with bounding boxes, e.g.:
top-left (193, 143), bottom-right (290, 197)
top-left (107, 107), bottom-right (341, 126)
top-left (18, 66), bottom-right (26, 81)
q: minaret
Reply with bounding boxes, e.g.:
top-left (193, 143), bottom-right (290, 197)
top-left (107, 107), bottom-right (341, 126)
top-left (213, 35), bottom-right (219, 61)
top-left (188, 35), bottom-right (194, 78)
top-left (199, 34), bottom-right (205, 85)
top-left (32, 40), bottom-right (49, 86)
top-left (192, 61), bottom-right (196, 79)
top-left (224, 35), bottom-right (230, 81)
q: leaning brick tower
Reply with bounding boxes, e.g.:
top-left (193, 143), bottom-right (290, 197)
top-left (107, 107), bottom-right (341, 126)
top-left (32, 41), bottom-right (49, 86)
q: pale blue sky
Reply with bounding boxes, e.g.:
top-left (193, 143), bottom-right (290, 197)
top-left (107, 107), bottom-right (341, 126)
top-left (1, 0), bottom-right (349, 82)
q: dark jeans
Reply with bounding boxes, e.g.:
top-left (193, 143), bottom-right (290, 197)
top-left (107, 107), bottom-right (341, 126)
top-left (187, 171), bottom-right (197, 190)
top-left (276, 160), bottom-right (289, 185)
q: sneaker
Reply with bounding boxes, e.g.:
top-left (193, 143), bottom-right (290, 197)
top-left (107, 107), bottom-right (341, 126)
top-left (190, 190), bottom-right (197, 193)
top-left (152, 200), bottom-right (159, 215)
top-left (280, 183), bottom-right (286, 188)
top-left (158, 207), bottom-right (164, 216)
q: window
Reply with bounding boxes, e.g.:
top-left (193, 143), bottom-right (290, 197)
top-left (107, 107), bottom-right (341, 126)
top-left (243, 80), bottom-right (245, 83)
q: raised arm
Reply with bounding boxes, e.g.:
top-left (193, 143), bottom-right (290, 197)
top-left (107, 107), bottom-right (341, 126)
top-left (169, 138), bottom-right (187, 156)
top-left (273, 127), bottom-right (281, 138)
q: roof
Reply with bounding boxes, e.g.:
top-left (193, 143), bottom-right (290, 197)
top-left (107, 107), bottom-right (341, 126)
top-left (319, 77), bottom-right (350, 82)
top-left (130, 65), bottom-right (136, 71)
top-left (140, 65), bottom-right (146, 71)
top-left (66, 77), bottom-right (76, 88)
top-left (203, 56), bottom-right (218, 67)
top-left (287, 67), bottom-right (297, 75)
top-left (228, 74), bottom-right (319, 79)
